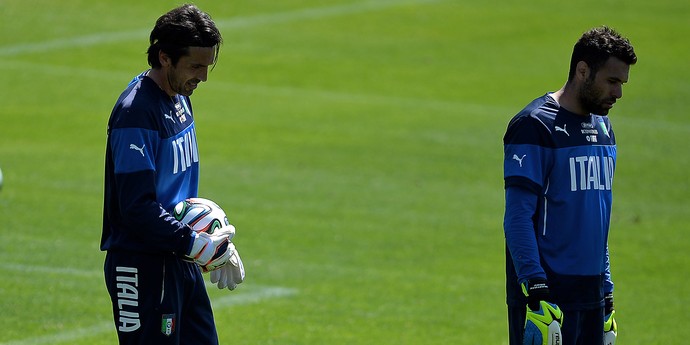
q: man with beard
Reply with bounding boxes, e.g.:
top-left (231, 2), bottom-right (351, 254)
top-left (502, 26), bottom-right (637, 345)
top-left (102, 5), bottom-right (244, 344)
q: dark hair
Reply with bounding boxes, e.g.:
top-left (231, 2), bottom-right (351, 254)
top-left (147, 4), bottom-right (222, 68)
top-left (567, 26), bottom-right (637, 81)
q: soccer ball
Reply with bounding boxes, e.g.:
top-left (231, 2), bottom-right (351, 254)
top-left (172, 198), bottom-right (235, 239)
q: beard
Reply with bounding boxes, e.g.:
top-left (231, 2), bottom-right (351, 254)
top-left (167, 67), bottom-right (200, 97)
top-left (578, 76), bottom-right (615, 115)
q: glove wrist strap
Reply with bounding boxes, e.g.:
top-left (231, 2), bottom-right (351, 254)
top-left (522, 278), bottom-right (550, 311)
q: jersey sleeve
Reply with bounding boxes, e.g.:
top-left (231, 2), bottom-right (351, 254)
top-left (504, 185), bottom-right (546, 283)
top-left (110, 127), bottom-right (158, 174)
top-left (503, 114), bottom-right (554, 194)
top-left (109, 126), bottom-right (193, 256)
top-left (503, 113), bottom-right (553, 283)
top-left (603, 244), bottom-right (613, 294)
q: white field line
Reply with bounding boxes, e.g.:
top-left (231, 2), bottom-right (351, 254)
top-left (210, 285), bottom-right (298, 309)
top-left (0, 263), bottom-right (102, 278)
top-left (0, 0), bottom-right (442, 57)
top-left (0, 0), bottom-right (503, 116)
top-left (0, 323), bottom-right (113, 345)
top-left (0, 284), bottom-right (297, 345)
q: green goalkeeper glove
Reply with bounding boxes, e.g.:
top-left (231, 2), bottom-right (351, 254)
top-left (604, 293), bottom-right (617, 345)
top-left (522, 278), bottom-right (563, 345)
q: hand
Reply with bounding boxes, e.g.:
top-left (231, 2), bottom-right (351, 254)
top-left (214, 224), bottom-right (236, 241)
top-left (210, 243), bottom-right (245, 290)
top-left (521, 279), bottom-right (563, 345)
top-left (186, 231), bottom-right (232, 272)
top-left (604, 293), bottom-right (617, 345)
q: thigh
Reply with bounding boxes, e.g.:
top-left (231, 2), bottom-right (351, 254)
top-left (178, 264), bottom-right (218, 345)
top-left (561, 308), bottom-right (604, 345)
top-left (105, 251), bottom-right (182, 345)
top-left (575, 308), bottom-right (604, 345)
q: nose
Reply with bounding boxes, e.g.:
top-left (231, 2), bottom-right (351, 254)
top-left (198, 66), bottom-right (209, 82)
top-left (612, 84), bottom-right (623, 99)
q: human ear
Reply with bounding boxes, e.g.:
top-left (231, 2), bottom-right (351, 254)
top-left (576, 61), bottom-right (590, 81)
top-left (159, 51), bottom-right (172, 68)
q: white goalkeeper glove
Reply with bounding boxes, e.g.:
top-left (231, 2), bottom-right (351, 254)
top-left (210, 244), bottom-right (245, 290)
top-left (186, 231), bottom-right (232, 272)
top-left (522, 279), bottom-right (563, 345)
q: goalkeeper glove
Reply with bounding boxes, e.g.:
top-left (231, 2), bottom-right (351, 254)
top-left (210, 243), bottom-right (245, 290)
top-left (186, 231), bottom-right (232, 272)
top-left (604, 293), bottom-right (617, 345)
top-left (522, 278), bottom-right (563, 345)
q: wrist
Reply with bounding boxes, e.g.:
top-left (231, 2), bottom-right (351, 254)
top-left (604, 293), bottom-right (614, 315)
top-left (182, 230), bottom-right (199, 258)
top-left (522, 278), bottom-right (550, 311)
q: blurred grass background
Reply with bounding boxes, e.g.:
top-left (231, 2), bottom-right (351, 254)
top-left (0, 0), bottom-right (688, 344)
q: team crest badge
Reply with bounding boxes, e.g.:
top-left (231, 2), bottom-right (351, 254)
top-left (174, 102), bottom-right (187, 123)
top-left (597, 117), bottom-right (610, 138)
top-left (161, 314), bottom-right (176, 336)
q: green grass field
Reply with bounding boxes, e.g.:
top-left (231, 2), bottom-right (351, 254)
top-left (1, 0), bottom-right (689, 344)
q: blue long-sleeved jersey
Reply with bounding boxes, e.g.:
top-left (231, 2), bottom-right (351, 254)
top-left (503, 93), bottom-right (615, 309)
top-left (101, 71), bottom-right (199, 255)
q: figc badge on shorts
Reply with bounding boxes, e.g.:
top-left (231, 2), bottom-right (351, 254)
top-left (161, 314), bottom-right (176, 336)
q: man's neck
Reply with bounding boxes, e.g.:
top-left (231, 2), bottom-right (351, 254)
top-left (146, 68), bottom-right (176, 97)
top-left (551, 84), bottom-right (588, 116)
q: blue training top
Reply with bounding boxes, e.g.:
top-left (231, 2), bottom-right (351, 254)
top-left (101, 71), bottom-right (199, 256)
top-left (503, 93), bottom-right (615, 308)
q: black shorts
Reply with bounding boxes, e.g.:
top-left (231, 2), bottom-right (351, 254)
top-left (104, 250), bottom-right (218, 345)
top-left (507, 304), bottom-right (604, 345)
top-left (505, 245), bottom-right (605, 344)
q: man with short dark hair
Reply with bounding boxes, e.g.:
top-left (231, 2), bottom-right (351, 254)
top-left (503, 26), bottom-right (637, 344)
top-left (101, 5), bottom-right (243, 344)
